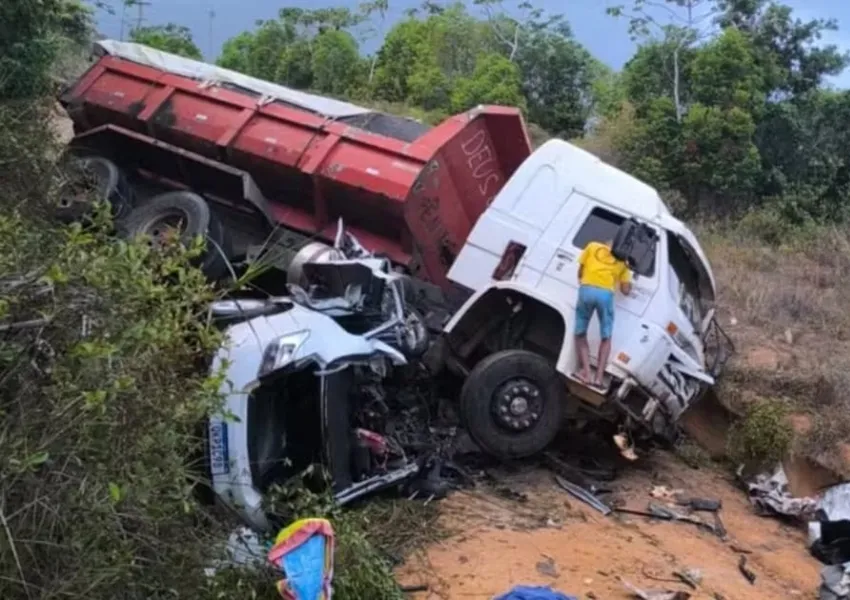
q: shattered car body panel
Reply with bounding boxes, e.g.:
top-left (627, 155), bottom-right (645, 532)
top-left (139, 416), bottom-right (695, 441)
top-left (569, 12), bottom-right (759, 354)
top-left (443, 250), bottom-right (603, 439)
top-left (207, 224), bottom-right (434, 531)
top-left (208, 302), bottom-right (408, 530)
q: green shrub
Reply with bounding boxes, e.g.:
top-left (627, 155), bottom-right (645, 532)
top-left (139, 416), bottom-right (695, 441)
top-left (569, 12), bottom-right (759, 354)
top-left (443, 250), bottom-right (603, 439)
top-left (727, 397), bottom-right (793, 465)
top-left (0, 202), bottom-right (241, 598)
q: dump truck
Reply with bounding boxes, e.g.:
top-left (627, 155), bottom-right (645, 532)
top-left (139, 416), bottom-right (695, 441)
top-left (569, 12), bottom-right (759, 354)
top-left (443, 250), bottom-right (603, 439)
top-left (60, 42), bottom-right (733, 517)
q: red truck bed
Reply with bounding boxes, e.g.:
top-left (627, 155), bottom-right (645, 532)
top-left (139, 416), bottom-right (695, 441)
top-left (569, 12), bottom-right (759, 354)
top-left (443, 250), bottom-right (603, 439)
top-left (60, 41), bottom-right (532, 289)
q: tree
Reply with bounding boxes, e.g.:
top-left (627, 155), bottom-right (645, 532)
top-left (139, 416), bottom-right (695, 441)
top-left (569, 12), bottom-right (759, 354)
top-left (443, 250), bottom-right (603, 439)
top-left (516, 29), bottom-right (597, 137)
top-left (311, 29), bottom-right (364, 96)
top-left (473, 0), bottom-right (600, 137)
top-left (679, 103), bottom-right (761, 210)
top-left (0, 0), bottom-right (94, 99)
top-left (130, 23), bottom-right (202, 59)
top-left (451, 53), bottom-right (527, 113)
top-left (689, 27), bottom-right (764, 113)
top-left (716, 0), bottom-right (848, 97)
top-left (608, 0), bottom-right (718, 122)
top-left (360, 0), bottom-right (390, 85)
top-left (371, 5), bottom-right (492, 109)
top-left (621, 39), bottom-right (697, 115)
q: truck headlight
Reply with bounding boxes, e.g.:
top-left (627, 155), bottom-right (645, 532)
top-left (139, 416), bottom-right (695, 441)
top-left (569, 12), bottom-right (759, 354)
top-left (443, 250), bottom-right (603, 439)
top-left (258, 330), bottom-right (309, 378)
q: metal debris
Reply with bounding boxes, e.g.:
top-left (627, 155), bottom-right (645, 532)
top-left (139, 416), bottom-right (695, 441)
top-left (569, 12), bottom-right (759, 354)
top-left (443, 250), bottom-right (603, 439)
top-left (737, 555), bottom-right (756, 585)
top-left (676, 497), bottom-right (722, 512)
top-left (820, 562), bottom-right (850, 599)
top-left (673, 568), bottom-right (702, 589)
top-left (621, 579), bottom-right (691, 599)
top-left (554, 475), bottom-right (612, 516)
top-left (743, 465), bottom-right (818, 520)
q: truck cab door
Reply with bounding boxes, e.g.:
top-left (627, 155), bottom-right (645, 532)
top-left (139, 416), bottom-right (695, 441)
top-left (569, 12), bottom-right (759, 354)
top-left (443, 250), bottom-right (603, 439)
top-left (539, 199), bottom-right (661, 352)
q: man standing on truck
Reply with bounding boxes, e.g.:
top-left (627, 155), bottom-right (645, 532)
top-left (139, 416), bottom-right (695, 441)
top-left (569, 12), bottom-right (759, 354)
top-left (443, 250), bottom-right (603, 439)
top-left (574, 239), bottom-right (632, 388)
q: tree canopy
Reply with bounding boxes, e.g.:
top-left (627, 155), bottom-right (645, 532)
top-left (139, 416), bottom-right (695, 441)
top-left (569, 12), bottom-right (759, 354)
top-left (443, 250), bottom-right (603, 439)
top-left (129, 23), bottom-right (202, 59)
top-left (199, 0), bottom-right (850, 223)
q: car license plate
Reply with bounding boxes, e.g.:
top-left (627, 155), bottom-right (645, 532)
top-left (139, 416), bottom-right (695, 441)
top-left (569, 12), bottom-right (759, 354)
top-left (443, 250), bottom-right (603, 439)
top-left (208, 421), bottom-right (229, 476)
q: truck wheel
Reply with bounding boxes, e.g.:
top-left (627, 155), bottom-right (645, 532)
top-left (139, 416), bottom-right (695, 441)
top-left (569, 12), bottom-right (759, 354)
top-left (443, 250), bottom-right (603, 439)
top-left (56, 156), bottom-right (133, 223)
top-left (460, 349), bottom-right (565, 460)
top-left (122, 191), bottom-right (233, 280)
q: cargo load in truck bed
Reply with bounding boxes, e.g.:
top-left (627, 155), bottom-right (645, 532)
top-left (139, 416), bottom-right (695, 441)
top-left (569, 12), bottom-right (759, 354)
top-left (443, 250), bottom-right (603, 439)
top-left (60, 40), bottom-right (532, 289)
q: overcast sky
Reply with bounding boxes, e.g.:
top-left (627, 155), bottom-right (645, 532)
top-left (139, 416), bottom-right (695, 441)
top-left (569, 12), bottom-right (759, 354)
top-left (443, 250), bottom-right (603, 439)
top-left (94, 0), bottom-right (850, 88)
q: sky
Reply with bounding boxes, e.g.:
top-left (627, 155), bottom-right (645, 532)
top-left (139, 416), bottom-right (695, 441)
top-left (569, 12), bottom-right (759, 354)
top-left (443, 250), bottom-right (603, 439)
top-left (93, 0), bottom-right (850, 88)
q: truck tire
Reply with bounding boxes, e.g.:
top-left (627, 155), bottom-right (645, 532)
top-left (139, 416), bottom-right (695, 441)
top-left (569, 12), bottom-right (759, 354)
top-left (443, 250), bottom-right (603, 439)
top-left (56, 156), bottom-right (133, 223)
top-left (122, 191), bottom-right (233, 281)
top-left (460, 349), bottom-right (565, 460)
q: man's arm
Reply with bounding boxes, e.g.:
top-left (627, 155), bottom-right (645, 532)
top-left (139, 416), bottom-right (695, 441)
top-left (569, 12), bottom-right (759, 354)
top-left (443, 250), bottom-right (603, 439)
top-left (618, 267), bottom-right (633, 295)
top-left (577, 245), bottom-right (589, 280)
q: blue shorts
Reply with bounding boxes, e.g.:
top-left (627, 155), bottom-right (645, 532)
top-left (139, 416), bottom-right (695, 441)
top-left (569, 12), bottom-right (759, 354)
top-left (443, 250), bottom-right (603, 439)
top-left (574, 285), bottom-right (615, 340)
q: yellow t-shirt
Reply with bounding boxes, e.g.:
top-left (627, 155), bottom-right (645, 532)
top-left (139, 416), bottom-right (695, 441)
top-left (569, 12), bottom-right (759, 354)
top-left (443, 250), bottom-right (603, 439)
top-left (578, 241), bottom-right (631, 292)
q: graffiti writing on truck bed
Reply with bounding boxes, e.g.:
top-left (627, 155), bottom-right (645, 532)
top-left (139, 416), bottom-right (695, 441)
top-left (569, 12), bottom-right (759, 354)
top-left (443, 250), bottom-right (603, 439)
top-left (460, 128), bottom-right (502, 204)
top-left (417, 190), bottom-right (457, 270)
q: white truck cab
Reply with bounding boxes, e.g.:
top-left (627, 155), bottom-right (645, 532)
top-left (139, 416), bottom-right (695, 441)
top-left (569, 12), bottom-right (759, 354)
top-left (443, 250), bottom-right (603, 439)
top-left (442, 140), bottom-right (732, 459)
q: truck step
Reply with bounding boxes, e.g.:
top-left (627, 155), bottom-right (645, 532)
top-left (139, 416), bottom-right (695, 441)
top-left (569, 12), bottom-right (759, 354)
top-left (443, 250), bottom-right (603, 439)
top-left (565, 371), bottom-right (612, 407)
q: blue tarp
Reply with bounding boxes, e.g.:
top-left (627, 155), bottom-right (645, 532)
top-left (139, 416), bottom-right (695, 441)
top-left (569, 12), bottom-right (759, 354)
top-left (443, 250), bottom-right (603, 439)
top-left (494, 585), bottom-right (578, 600)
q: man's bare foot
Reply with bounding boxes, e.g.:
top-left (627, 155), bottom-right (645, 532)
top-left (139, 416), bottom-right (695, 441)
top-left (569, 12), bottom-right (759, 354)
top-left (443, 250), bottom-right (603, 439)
top-left (573, 370), bottom-right (591, 384)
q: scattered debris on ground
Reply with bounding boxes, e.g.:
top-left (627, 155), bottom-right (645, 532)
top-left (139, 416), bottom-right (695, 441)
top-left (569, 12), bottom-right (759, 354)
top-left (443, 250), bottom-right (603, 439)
top-left (395, 450), bottom-right (819, 599)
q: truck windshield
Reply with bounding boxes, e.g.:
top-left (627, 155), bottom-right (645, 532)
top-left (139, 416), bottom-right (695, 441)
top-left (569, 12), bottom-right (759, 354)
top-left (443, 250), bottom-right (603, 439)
top-left (667, 232), bottom-right (711, 330)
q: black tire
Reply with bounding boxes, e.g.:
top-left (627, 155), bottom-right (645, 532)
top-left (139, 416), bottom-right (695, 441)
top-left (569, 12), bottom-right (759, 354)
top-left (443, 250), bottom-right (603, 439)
top-left (460, 349), bottom-right (565, 460)
top-left (56, 156), bottom-right (133, 223)
top-left (122, 190), bottom-right (233, 281)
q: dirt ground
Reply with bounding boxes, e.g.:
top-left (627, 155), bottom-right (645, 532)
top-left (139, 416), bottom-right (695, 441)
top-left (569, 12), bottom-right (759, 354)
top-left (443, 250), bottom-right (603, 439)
top-left (396, 451), bottom-right (820, 599)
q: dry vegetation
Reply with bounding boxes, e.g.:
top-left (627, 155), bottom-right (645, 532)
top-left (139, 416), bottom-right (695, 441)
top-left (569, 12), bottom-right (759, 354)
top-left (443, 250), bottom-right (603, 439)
top-left (700, 221), bottom-right (850, 475)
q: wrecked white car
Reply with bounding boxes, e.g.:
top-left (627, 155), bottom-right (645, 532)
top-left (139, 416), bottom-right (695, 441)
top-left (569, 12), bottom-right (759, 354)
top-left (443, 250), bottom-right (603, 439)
top-left (206, 228), bottom-right (435, 530)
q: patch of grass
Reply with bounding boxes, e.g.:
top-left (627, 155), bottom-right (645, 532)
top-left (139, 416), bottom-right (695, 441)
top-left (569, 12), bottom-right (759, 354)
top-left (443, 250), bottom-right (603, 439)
top-left (264, 477), bottom-right (431, 600)
top-left (356, 497), bottom-right (445, 560)
top-left (727, 397), bottom-right (794, 465)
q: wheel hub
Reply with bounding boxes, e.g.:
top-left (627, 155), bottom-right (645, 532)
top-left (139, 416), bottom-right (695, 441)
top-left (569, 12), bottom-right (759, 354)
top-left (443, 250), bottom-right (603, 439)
top-left (509, 397), bottom-right (528, 415)
top-left (493, 379), bottom-right (542, 432)
top-left (143, 212), bottom-right (187, 248)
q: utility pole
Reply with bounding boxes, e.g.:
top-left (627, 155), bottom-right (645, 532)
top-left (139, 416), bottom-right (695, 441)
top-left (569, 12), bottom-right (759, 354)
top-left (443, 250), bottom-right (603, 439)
top-left (119, 0), bottom-right (139, 40)
top-left (135, 0), bottom-right (151, 30)
top-left (208, 8), bottom-right (216, 59)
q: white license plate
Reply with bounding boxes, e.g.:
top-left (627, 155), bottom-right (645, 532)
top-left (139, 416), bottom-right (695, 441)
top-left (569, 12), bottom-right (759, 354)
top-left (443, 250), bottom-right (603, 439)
top-left (208, 421), bottom-right (230, 476)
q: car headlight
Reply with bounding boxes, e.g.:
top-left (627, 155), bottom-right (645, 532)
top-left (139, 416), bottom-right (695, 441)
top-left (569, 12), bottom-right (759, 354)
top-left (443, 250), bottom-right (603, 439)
top-left (257, 330), bottom-right (310, 378)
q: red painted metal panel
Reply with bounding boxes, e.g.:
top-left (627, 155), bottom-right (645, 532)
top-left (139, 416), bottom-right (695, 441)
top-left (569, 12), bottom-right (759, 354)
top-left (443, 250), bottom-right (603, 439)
top-left (61, 52), bottom-right (533, 288)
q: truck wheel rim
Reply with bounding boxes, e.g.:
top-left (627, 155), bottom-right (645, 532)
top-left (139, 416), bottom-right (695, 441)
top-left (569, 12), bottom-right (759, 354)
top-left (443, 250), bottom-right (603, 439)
top-left (492, 378), bottom-right (542, 432)
top-left (141, 211), bottom-right (187, 248)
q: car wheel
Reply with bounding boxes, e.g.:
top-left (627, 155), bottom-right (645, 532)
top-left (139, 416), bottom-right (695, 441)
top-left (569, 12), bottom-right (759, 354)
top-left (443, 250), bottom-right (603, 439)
top-left (121, 190), bottom-right (233, 280)
top-left (460, 349), bottom-right (565, 460)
